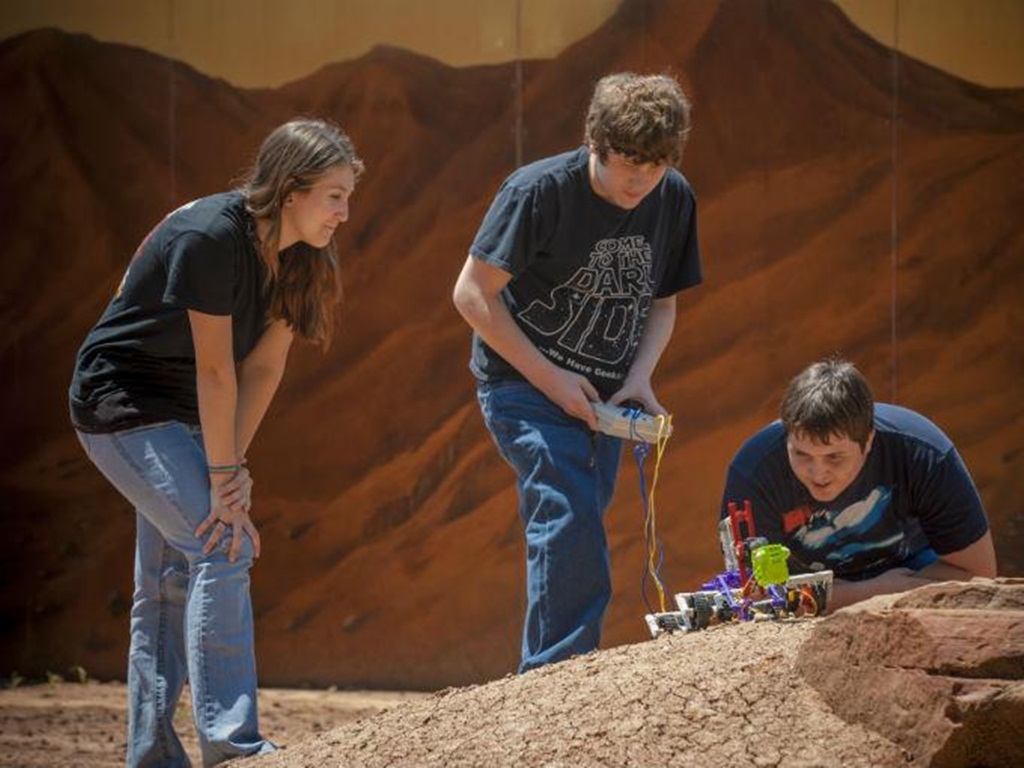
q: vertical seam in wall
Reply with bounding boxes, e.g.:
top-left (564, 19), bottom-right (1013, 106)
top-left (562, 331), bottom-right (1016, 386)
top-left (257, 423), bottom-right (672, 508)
top-left (514, 0), bottom-right (523, 169)
top-left (890, 0), bottom-right (901, 403)
top-left (168, 0), bottom-right (177, 206)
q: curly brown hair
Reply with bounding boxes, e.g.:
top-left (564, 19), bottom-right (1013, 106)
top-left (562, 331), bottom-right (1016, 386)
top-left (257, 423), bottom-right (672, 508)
top-left (584, 73), bottom-right (691, 166)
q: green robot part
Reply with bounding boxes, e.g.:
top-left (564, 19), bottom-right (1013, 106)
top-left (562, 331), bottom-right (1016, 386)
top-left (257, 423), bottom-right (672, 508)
top-left (751, 543), bottom-right (791, 587)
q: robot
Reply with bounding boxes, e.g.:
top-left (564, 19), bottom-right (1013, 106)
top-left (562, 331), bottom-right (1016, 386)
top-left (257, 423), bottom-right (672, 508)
top-left (645, 500), bottom-right (833, 637)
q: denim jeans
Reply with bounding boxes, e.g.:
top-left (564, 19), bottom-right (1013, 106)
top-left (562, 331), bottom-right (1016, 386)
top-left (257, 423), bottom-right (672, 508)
top-left (76, 422), bottom-right (275, 767)
top-left (477, 380), bottom-right (623, 673)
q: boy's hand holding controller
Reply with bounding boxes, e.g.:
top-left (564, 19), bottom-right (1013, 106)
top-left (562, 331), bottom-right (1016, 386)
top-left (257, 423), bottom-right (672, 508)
top-left (591, 401), bottom-right (673, 442)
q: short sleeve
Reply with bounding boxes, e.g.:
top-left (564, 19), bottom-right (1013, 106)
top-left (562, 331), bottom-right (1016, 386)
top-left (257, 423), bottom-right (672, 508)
top-left (913, 447), bottom-right (990, 554)
top-left (656, 182), bottom-right (702, 298)
top-left (721, 463), bottom-right (763, 519)
top-left (469, 181), bottom-right (544, 277)
top-left (163, 231), bottom-right (235, 315)
top-left (721, 459), bottom-right (787, 535)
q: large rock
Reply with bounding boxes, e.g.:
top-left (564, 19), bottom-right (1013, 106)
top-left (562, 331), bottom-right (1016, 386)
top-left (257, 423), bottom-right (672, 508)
top-left (797, 578), bottom-right (1024, 767)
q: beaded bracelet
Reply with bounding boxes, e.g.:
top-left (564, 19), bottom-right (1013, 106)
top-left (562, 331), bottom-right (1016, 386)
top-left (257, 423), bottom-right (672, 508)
top-left (208, 463), bottom-right (241, 474)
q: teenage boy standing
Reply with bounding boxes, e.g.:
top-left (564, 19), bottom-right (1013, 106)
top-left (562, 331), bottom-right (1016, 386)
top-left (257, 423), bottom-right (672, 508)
top-left (453, 72), bottom-right (702, 672)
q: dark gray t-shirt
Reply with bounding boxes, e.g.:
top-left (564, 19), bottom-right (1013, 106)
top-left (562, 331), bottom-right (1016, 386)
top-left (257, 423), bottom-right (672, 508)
top-left (70, 192), bottom-right (270, 433)
top-left (468, 146), bottom-right (702, 399)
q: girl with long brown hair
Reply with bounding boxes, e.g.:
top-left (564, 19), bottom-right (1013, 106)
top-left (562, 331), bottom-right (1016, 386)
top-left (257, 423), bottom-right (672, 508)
top-left (70, 118), bottom-right (362, 766)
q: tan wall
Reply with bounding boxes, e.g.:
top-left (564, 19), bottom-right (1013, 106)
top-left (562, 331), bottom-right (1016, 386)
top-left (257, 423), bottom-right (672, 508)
top-left (2, 0), bottom-right (1023, 87)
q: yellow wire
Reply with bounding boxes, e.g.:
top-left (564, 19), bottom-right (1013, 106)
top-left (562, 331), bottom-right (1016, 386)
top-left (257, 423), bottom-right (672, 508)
top-left (644, 414), bottom-right (673, 613)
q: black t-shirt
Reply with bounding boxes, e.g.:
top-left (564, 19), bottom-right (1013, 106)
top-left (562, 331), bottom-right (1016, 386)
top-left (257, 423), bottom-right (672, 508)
top-left (468, 146), bottom-right (702, 400)
top-left (70, 192), bottom-right (270, 433)
top-left (721, 404), bottom-right (990, 580)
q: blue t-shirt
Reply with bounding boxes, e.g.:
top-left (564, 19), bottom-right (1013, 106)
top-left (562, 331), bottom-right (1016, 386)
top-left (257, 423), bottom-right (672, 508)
top-left (468, 146), bottom-right (702, 400)
top-left (721, 403), bottom-right (989, 580)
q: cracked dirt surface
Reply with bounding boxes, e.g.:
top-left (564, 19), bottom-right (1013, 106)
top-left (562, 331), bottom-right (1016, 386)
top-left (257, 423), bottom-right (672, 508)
top-left (2, 618), bottom-right (907, 767)
top-left (9, 586), bottom-right (1019, 767)
top-left (242, 619), bottom-right (908, 767)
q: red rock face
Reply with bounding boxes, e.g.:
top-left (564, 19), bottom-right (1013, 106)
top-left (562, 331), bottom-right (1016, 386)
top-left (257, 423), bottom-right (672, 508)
top-left (797, 578), bottom-right (1024, 767)
top-left (1, 1), bottom-right (1022, 688)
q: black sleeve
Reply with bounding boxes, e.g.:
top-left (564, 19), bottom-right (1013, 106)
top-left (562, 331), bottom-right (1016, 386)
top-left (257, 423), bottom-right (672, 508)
top-left (656, 181), bottom-right (702, 298)
top-left (163, 231), bottom-right (235, 316)
top-left (720, 462), bottom-right (787, 543)
top-left (469, 181), bottom-right (547, 277)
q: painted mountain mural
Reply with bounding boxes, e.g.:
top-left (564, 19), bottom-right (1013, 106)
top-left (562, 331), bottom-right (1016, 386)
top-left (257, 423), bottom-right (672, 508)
top-left (1, 0), bottom-right (1022, 689)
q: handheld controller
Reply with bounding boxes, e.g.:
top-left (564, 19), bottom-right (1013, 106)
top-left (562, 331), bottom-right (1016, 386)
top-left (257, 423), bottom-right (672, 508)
top-left (592, 402), bottom-right (673, 442)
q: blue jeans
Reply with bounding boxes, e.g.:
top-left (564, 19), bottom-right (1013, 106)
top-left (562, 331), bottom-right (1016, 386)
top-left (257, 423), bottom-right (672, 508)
top-left (478, 380), bottom-right (623, 672)
top-left (76, 422), bottom-right (275, 767)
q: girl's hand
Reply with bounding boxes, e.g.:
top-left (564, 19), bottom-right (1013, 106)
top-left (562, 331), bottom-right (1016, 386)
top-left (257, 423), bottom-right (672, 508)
top-left (196, 472), bottom-right (262, 562)
top-left (216, 465), bottom-right (253, 515)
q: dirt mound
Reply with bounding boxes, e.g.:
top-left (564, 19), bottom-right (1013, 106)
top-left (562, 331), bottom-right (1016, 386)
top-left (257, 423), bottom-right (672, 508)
top-left (7, 583), bottom-right (1019, 767)
top-left (242, 582), bottom-right (1024, 767)
top-left (240, 618), bottom-right (906, 768)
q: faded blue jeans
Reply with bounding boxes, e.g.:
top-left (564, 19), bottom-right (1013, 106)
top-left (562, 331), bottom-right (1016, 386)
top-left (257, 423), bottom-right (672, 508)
top-left (76, 422), bottom-right (275, 767)
top-left (477, 380), bottom-right (623, 673)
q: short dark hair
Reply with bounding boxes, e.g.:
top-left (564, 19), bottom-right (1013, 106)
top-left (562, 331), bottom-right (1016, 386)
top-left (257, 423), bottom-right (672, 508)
top-left (584, 72), bottom-right (691, 166)
top-left (779, 357), bottom-right (875, 448)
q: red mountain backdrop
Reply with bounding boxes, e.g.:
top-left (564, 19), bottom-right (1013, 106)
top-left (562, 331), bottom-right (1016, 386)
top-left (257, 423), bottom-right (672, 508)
top-left (1, 0), bottom-right (1021, 689)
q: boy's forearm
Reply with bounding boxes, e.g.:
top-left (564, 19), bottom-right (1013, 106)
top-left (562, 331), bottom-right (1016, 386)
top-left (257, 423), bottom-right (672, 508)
top-left (627, 297), bottom-right (676, 381)
top-left (830, 561), bottom-right (977, 612)
top-left (454, 269), bottom-right (559, 391)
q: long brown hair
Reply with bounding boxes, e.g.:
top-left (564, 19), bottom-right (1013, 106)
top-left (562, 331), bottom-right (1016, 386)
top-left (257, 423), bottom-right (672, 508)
top-left (238, 118), bottom-right (364, 347)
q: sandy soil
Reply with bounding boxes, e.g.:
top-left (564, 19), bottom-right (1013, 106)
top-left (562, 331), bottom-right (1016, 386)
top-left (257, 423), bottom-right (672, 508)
top-left (0, 681), bottom-right (425, 767)
top-left (1, 619), bottom-right (909, 767)
top-left (238, 619), bottom-right (908, 768)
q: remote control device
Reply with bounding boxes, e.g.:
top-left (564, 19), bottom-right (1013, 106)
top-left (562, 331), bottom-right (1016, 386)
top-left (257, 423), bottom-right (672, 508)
top-left (592, 402), bottom-right (673, 442)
